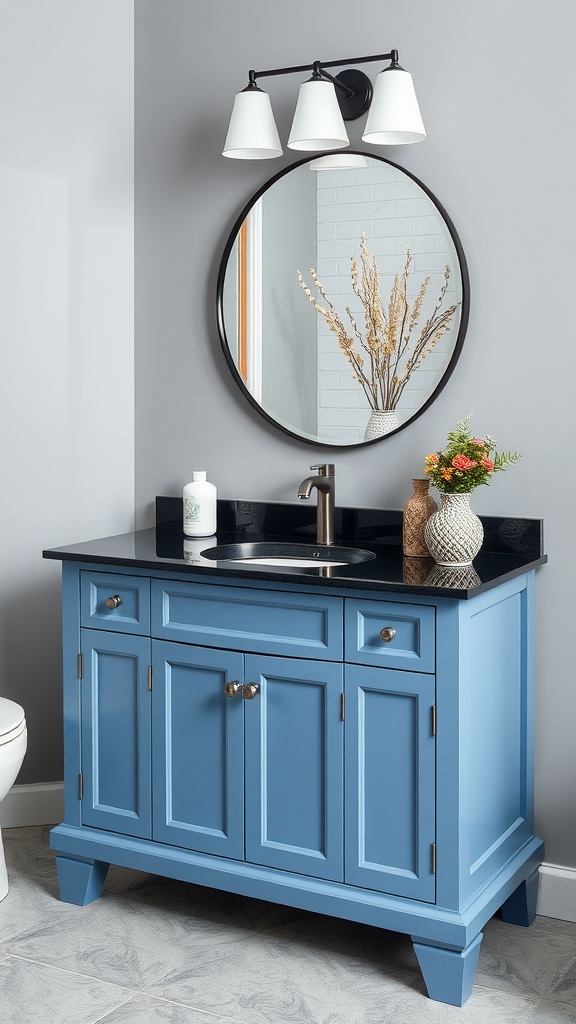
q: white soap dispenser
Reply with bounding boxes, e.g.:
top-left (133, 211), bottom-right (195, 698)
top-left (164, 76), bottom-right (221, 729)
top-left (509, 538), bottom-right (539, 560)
top-left (183, 471), bottom-right (217, 537)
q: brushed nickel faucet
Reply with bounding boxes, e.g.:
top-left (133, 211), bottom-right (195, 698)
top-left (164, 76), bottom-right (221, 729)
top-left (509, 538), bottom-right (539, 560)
top-left (297, 464), bottom-right (335, 545)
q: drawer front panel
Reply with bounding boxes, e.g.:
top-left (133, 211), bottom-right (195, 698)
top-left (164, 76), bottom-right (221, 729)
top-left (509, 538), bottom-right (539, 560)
top-left (345, 598), bottom-right (435, 673)
top-left (81, 572), bottom-right (151, 635)
top-left (151, 580), bottom-right (343, 660)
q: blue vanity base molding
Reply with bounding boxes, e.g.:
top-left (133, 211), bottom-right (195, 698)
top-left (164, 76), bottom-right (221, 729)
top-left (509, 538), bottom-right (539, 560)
top-left (51, 823), bottom-right (544, 1007)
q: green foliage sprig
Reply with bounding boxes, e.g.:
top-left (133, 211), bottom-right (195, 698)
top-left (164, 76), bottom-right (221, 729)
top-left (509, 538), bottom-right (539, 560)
top-left (424, 415), bottom-right (524, 493)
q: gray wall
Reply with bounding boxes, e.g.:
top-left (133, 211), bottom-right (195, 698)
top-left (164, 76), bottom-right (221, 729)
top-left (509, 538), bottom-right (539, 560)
top-left (135, 0), bottom-right (576, 869)
top-left (0, 0), bottom-right (135, 784)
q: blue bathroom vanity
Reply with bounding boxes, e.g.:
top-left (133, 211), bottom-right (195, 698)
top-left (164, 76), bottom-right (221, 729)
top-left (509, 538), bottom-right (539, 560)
top-left (44, 499), bottom-right (547, 1006)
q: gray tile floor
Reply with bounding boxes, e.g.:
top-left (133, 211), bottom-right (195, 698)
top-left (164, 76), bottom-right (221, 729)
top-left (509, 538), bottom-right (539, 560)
top-left (0, 827), bottom-right (575, 1024)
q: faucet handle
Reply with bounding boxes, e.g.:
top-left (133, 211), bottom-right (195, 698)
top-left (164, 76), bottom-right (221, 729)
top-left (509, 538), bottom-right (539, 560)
top-left (310, 464), bottom-right (335, 476)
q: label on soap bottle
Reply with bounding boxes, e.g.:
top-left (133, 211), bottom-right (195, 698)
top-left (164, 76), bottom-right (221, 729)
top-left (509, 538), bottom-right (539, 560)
top-left (184, 497), bottom-right (202, 528)
top-left (183, 472), bottom-right (217, 537)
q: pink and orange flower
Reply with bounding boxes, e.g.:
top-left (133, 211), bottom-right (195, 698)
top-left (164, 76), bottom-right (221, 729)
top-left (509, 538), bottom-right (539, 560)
top-left (423, 415), bottom-right (523, 493)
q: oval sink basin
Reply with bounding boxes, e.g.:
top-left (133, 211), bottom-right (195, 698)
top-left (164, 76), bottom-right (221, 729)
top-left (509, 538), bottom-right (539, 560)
top-left (200, 542), bottom-right (376, 568)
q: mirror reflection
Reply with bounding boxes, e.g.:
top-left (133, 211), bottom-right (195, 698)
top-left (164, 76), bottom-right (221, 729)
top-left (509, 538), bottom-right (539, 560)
top-left (218, 154), bottom-right (469, 447)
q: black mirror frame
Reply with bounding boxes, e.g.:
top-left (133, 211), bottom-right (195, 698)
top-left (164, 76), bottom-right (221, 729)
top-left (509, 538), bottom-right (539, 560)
top-left (216, 152), bottom-right (470, 448)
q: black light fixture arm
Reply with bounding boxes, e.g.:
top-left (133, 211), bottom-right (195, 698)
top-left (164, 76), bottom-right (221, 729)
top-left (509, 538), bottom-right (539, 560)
top-left (312, 65), bottom-right (355, 99)
top-left (244, 50), bottom-right (402, 122)
top-left (248, 50), bottom-right (399, 82)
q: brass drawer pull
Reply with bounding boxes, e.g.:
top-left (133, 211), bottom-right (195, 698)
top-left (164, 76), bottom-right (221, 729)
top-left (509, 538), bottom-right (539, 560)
top-left (224, 681), bottom-right (241, 698)
top-left (242, 683), bottom-right (260, 700)
top-left (379, 626), bottom-right (397, 643)
top-left (106, 595), bottom-right (123, 609)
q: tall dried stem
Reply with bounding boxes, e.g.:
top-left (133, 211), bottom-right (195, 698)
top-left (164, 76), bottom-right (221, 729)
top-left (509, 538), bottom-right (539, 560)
top-left (298, 233), bottom-right (460, 411)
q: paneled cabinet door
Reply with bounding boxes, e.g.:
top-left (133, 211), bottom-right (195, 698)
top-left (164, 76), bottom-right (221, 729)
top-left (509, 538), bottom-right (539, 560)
top-left (345, 664), bottom-right (436, 902)
top-left (244, 655), bottom-right (344, 881)
top-left (152, 641), bottom-right (245, 859)
top-left (80, 629), bottom-right (152, 839)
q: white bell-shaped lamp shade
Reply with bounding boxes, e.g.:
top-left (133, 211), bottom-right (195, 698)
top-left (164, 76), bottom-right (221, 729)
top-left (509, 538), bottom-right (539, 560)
top-left (288, 78), bottom-right (350, 151)
top-left (222, 87), bottom-right (283, 159)
top-left (362, 67), bottom-right (426, 146)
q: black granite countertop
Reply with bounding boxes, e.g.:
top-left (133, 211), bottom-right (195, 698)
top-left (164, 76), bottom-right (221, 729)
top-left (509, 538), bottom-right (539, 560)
top-left (42, 498), bottom-right (547, 600)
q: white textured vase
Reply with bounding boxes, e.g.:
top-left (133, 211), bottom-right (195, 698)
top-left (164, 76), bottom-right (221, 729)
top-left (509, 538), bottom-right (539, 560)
top-left (364, 409), bottom-right (399, 441)
top-left (424, 492), bottom-right (484, 567)
top-left (425, 563), bottom-right (482, 589)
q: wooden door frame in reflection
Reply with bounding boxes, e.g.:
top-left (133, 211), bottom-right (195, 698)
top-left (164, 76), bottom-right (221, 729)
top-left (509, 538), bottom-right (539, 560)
top-left (237, 200), bottom-right (262, 403)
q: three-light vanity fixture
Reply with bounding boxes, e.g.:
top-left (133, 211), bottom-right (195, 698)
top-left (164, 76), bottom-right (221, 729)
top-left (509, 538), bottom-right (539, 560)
top-left (222, 50), bottom-right (426, 160)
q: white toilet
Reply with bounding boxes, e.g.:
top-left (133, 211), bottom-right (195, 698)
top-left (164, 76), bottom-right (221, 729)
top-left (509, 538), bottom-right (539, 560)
top-left (0, 697), bottom-right (27, 901)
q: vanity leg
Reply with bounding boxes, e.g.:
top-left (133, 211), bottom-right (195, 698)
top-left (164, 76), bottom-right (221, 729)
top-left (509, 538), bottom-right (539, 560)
top-left (500, 868), bottom-right (539, 927)
top-left (56, 855), bottom-right (109, 906)
top-left (411, 932), bottom-right (483, 1006)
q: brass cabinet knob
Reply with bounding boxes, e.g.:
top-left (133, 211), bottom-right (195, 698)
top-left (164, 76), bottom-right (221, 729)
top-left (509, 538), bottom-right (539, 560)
top-left (106, 595), bottom-right (123, 609)
top-left (242, 683), bottom-right (260, 700)
top-left (379, 626), bottom-right (397, 643)
top-left (224, 681), bottom-right (241, 698)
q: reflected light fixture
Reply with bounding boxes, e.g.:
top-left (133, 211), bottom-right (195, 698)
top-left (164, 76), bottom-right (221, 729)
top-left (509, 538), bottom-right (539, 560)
top-left (222, 50), bottom-right (426, 160)
top-left (308, 153), bottom-right (368, 170)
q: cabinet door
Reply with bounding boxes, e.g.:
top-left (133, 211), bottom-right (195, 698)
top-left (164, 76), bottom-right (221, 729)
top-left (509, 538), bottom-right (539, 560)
top-left (345, 664), bottom-right (436, 902)
top-left (80, 629), bottom-right (152, 838)
top-left (244, 655), bottom-right (344, 881)
top-left (152, 641), bottom-right (244, 859)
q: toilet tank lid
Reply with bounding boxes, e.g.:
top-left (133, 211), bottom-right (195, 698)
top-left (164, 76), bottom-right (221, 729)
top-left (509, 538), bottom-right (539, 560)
top-left (0, 699), bottom-right (25, 738)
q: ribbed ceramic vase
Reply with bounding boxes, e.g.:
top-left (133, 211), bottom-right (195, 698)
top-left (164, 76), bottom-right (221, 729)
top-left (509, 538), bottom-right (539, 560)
top-left (364, 409), bottom-right (398, 441)
top-left (403, 479), bottom-right (438, 557)
top-left (424, 492), bottom-right (484, 567)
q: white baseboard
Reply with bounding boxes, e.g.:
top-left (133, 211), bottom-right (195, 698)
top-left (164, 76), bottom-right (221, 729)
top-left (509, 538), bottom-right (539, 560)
top-left (537, 862), bottom-right (576, 923)
top-left (2, 786), bottom-right (575, 923)
top-left (0, 781), bottom-right (63, 828)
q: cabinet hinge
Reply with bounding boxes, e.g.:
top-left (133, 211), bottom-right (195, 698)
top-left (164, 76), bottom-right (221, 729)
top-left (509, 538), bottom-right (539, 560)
top-left (78, 773), bottom-right (83, 800)
top-left (431, 842), bottom-right (437, 874)
top-left (340, 693), bottom-right (345, 721)
top-left (77, 653), bottom-right (83, 680)
top-left (148, 666), bottom-right (153, 691)
top-left (431, 704), bottom-right (436, 737)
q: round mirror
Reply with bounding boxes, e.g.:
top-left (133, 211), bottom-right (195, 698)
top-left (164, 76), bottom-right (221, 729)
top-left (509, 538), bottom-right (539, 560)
top-left (217, 153), bottom-right (469, 447)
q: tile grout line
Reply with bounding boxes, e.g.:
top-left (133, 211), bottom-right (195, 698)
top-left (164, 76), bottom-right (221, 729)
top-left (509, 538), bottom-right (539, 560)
top-left (1, 950), bottom-right (140, 995)
top-left (138, 984), bottom-right (253, 1024)
top-left (85, 992), bottom-right (139, 1024)
top-left (517, 998), bottom-right (546, 1024)
top-left (539, 950), bottom-right (576, 1008)
top-left (134, 989), bottom-right (252, 1023)
top-left (3, 951), bottom-right (251, 1024)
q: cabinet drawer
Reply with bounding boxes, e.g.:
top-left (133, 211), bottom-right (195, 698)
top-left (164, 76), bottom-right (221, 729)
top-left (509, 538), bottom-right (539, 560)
top-left (151, 579), bottom-right (343, 660)
top-left (80, 572), bottom-right (151, 635)
top-left (345, 598), bottom-right (435, 673)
